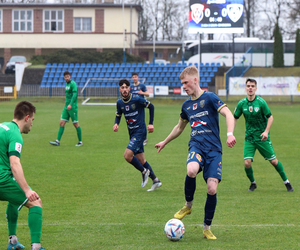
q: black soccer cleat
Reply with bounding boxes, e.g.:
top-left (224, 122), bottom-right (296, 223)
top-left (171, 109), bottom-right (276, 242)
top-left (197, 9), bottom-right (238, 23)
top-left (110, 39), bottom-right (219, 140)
top-left (248, 183), bottom-right (257, 191)
top-left (285, 182), bottom-right (294, 192)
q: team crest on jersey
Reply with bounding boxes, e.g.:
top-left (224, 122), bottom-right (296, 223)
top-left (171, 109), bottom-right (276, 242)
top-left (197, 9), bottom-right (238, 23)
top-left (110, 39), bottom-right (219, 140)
top-left (131, 104), bottom-right (136, 110)
top-left (254, 107), bottom-right (259, 112)
top-left (15, 142), bottom-right (22, 153)
top-left (193, 103), bottom-right (197, 110)
top-left (125, 105), bottom-right (129, 111)
top-left (191, 3), bottom-right (204, 24)
top-left (227, 4), bottom-right (243, 23)
top-left (200, 100), bottom-right (205, 108)
top-left (196, 154), bottom-right (202, 162)
top-left (249, 106), bottom-right (253, 112)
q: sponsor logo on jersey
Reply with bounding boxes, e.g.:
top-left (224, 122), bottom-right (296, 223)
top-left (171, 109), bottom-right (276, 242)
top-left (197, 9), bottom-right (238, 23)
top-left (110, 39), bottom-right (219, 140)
top-left (0, 124), bottom-right (10, 131)
top-left (127, 119), bottom-right (137, 124)
top-left (218, 162), bottom-right (222, 166)
top-left (200, 100), bottom-right (205, 108)
top-left (125, 105), bottom-right (129, 111)
top-left (196, 154), bottom-right (202, 162)
top-left (193, 103), bottom-right (197, 110)
top-left (191, 120), bottom-right (207, 128)
top-left (15, 143), bottom-right (22, 153)
top-left (190, 111), bottom-right (208, 119)
top-left (249, 106), bottom-right (253, 112)
top-left (66, 86), bottom-right (70, 90)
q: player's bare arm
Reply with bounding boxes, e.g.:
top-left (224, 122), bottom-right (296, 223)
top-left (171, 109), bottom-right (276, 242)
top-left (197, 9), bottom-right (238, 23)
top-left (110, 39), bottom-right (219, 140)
top-left (10, 156), bottom-right (39, 202)
top-left (219, 106), bottom-right (236, 148)
top-left (155, 119), bottom-right (187, 153)
top-left (261, 115), bottom-right (273, 141)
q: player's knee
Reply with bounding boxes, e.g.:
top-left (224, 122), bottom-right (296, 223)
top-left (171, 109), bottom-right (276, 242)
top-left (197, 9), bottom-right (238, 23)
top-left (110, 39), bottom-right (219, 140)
top-left (26, 198), bottom-right (43, 208)
top-left (244, 160), bottom-right (251, 168)
top-left (123, 153), bottom-right (132, 163)
top-left (270, 159), bottom-right (278, 166)
top-left (187, 169), bottom-right (197, 178)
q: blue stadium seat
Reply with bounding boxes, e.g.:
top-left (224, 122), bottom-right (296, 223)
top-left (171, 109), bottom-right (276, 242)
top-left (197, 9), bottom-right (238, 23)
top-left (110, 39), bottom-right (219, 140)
top-left (103, 63), bottom-right (108, 67)
top-left (94, 72), bottom-right (100, 78)
top-left (92, 63), bottom-right (97, 68)
top-left (209, 72), bottom-right (215, 77)
top-left (58, 63), bottom-right (63, 68)
top-left (212, 67), bottom-right (218, 72)
top-left (77, 73), bottom-right (83, 78)
top-left (132, 63), bottom-right (137, 67)
top-left (109, 63), bottom-right (114, 67)
top-left (80, 63), bottom-right (86, 68)
top-left (86, 63), bottom-right (91, 68)
top-left (52, 63), bottom-right (58, 68)
top-left (216, 62), bottom-right (221, 67)
top-left (97, 63), bottom-right (103, 67)
top-left (95, 83), bottom-right (101, 87)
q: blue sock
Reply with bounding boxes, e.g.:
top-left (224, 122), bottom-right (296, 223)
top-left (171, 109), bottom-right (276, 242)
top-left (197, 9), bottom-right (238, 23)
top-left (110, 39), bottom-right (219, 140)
top-left (130, 156), bottom-right (144, 172)
top-left (143, 161), bottom-right (157, 180)
top-left (185, 175), bottom-right (196, 202)
top-left (204, 193), bottom-right (217, 226)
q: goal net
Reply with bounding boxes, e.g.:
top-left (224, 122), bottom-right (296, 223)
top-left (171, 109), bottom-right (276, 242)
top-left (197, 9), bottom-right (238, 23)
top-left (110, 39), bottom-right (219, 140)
top-left (80, 77), bottom-right (146, 105)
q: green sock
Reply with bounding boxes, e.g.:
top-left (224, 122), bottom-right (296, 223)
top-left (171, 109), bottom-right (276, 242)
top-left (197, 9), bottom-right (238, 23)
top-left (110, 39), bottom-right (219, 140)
top-left (57, 126), bottom-right (65, 141)
top-left (28, 206), bottom-right (43, 244)
top-left (6, 203), bottom-right (18, 236)
top-left (245, 166), bottom-right (255, 183)
top-left (274, 161), bottom-right (288, 181)
top-left (76, 126), bottom-right (82, 142)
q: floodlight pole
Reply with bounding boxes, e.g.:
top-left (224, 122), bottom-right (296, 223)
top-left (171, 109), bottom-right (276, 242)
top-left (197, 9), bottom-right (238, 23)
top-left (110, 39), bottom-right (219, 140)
top-left (153, 29), bottom-right (156, 64)
top-left (198, 32), bottom-right (201, 72)
top-left (122, 0), bottom-right (126, 63)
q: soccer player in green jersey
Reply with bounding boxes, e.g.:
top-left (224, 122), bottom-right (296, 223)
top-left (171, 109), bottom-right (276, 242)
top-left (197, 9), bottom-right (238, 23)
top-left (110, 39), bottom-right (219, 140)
top-left (0, 101), bottom-right (45, 250)
top-left (234, 78), bottom-right (293, 192)
top-left (49, 70), bottom-right (83, 147)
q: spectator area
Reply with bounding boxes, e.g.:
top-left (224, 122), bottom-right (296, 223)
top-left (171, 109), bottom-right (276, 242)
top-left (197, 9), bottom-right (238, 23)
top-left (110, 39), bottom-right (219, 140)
top-left (40, 62), bottom-right (221, 88)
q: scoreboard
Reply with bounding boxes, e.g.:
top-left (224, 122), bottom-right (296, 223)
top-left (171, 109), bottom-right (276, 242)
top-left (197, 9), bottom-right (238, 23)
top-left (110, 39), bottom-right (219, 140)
top-left (188, 0), bottom-right (244, 34)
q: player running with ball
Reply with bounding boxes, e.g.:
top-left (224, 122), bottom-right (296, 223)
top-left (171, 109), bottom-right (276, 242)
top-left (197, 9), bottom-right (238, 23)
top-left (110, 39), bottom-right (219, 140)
top-left (155, 66), bottom-right (236, 239)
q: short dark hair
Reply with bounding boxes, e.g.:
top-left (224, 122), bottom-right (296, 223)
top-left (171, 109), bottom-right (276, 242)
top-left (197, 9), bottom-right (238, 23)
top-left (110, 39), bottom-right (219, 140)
top-left (14, 101), bottom-right (36, 120)
top-left (63, 70), bottom-right (71, 76)
top-left (246, 78), bottom-right (257, 85)
top-left (119, 79), bottom-right (130, 86)
top-left (132, 72), bottom-right (138, 77)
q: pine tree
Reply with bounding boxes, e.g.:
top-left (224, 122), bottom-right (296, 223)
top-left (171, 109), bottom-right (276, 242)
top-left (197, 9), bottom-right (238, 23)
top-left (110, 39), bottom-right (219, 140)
top-left (273, 22), bottom-right (284, 67)
top-left (294, 29), bottom-right (300, 67)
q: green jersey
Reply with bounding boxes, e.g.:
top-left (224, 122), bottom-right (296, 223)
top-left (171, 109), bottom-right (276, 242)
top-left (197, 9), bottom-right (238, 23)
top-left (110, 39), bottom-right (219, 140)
top-left (0, 121), bottom-right (23, 182)
top-left (65, 80), bottom-right (78, 109)
top-left (234, 96), bottom-right (272, 142)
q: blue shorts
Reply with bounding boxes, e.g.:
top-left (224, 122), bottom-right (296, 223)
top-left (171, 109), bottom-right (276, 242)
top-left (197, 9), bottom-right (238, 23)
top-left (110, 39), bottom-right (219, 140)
top-left (186, 145), bottom-right (222, 181)
top-left (127, 133), bottom-right (145, 155)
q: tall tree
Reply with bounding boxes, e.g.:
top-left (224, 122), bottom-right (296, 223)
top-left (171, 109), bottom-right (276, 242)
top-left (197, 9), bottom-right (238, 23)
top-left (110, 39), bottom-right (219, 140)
top-left (273, 22), bottom-right (284, 67)
top-left (294, 28), bottom-right (300, 66)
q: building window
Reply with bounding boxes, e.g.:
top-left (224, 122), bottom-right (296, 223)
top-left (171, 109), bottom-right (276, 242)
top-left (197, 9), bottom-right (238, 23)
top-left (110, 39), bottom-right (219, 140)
top-left (13, 10), bottom-right (33, 32)
top-left (0, 10), bottom-right (2, 32)
top-left (169, 53), bottom-right (177, 59)
top-left (44, 10), bottom-right (64, 32)
top-left (155, 52), bottom-right (163, 59)
top-left (74, 17), bottom-right (92, 32)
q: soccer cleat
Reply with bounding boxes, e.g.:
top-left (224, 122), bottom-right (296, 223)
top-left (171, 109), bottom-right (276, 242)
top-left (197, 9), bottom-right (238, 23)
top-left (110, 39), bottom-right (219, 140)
top-left (203, 229), bottom-right (217, 240)
top-left (49, 140), bottom-right (60, 146)
top-left (248, 183), bottom-right (257, 191)
top-left (285, 182), bottom-right (294, 192)
top-left (143, 139), bottom-right (148, 146)
top-left (7, 241), bottom-right (25, 250)
top-left (174, 205), bottom-right (192, 220)
top-left (147, 181), bottom-right (162, 191)
top-left (75, 142), bottom-right (83, 147)
top-left (141, 169), bottom-right (150, 187)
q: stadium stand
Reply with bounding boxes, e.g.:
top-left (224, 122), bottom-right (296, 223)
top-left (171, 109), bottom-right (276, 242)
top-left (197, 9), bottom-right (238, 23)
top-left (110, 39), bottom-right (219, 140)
top-left (40, 62), bottom-right (219, 88)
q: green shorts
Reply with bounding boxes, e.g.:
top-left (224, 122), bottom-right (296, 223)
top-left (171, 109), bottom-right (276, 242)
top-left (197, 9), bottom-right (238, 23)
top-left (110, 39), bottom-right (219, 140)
top-left (61, 107), bottom-right (78, 123)
top-left (244, 139), bottom-right (276, 161)
top-left (0, 176), bottom-right (28, 210)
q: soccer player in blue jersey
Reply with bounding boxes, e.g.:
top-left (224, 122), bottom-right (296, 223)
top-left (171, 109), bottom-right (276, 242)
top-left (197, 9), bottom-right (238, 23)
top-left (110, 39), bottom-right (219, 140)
top-left (130, 72), bottom-right (149, 145)
top-left (155, 66), bottom-right (236, 239)
top-left (113, 79), bottom-right (161, 191)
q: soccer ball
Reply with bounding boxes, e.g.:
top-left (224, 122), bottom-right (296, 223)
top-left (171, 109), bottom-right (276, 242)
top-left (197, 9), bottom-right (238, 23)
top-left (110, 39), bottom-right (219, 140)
top-left (164, 218), bottom-right (185, 241)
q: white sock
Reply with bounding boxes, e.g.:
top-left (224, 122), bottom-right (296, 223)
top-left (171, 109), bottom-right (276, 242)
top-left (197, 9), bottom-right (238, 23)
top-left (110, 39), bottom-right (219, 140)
top-left (203, 224), bottom-right (210, 230)
top-left (31, 243), bottom-right (41, 250)
top-left (284, 179), bottom-right (289, 184)
top-left (9, 235), bottom-right (17, 244)
top-left (185, 201), bottom-right (193, 208)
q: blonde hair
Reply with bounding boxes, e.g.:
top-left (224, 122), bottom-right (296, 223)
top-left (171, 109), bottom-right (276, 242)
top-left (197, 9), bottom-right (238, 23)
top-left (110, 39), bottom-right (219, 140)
top-left (179, 66), bottom-right (199, 81)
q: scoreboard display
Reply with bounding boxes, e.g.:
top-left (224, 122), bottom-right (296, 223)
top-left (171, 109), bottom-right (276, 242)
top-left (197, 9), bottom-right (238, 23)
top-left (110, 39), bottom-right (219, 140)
top-left (188, 0), bottom-right (244, 34)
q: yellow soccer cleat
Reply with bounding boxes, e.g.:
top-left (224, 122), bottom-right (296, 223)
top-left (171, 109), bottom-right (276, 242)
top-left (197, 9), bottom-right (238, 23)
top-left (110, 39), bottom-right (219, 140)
top-left (203, 229), bottom-right (217, 240)
top-left (174, 205), bottom-right (192, 220)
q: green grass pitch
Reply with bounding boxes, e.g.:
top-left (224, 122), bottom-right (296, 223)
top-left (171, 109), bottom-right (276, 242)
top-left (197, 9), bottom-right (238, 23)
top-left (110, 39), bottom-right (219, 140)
top-left (0, 98), bottom-right (299, 249)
